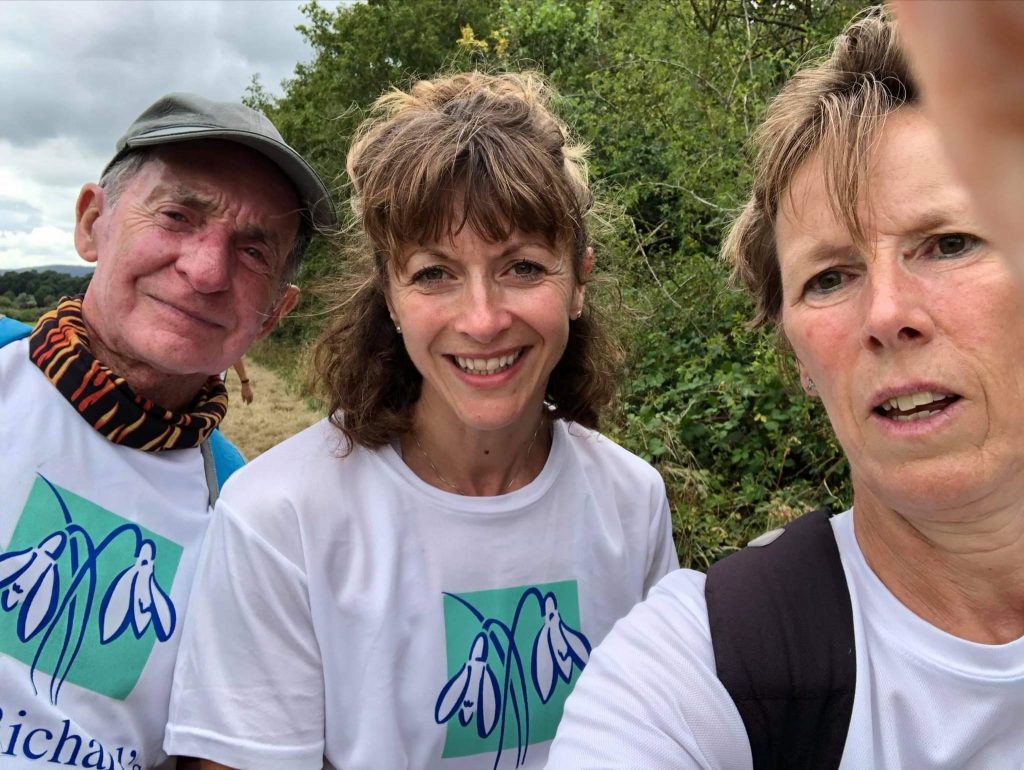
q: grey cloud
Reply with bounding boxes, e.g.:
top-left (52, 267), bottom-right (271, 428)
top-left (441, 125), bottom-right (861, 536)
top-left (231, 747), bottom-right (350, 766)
top-left (0, 0), bottom-right (343, 267)
top-left (0, 198), bottom-right (43, 231)
top-left (0, 1), bottom-right (327, 156)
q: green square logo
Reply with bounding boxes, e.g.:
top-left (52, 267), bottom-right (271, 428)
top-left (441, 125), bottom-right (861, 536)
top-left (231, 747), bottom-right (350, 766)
top-left (437, 579), bottom-right (590, 764)
top-left (0, 476), bottom-right (182, 700)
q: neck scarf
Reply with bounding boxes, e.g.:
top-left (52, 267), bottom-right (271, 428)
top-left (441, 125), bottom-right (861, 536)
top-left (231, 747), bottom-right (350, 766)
top-left (29, 296), bottom-right (228, 451)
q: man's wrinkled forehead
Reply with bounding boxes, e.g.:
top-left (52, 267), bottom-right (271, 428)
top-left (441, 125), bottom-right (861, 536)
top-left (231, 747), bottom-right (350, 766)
top-left (152, 140), bottom-right (301, 199)
top-left (144, 181), bottom-right (294, 240)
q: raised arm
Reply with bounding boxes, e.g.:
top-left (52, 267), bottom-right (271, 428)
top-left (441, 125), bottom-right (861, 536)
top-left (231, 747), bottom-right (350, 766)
top-left (891, 0), bottom-right (1024, 278)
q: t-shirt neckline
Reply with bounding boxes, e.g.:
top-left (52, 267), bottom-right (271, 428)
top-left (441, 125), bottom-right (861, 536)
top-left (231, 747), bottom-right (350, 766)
top-left (376, 419), bottom-right (567, 514)
top-left (836, 510), bottom-right (1024, 678)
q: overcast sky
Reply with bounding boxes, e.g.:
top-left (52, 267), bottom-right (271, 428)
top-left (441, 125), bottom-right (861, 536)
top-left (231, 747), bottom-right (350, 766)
top-left (0, 0), bottom-right (342, 270)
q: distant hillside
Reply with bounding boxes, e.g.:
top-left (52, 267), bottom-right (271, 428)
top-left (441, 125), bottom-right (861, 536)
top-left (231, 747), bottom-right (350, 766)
top-left (0, 264), bottom-right (94, 277)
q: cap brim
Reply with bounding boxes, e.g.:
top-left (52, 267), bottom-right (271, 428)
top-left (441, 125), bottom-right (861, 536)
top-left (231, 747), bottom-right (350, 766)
top-left (113, 126), bottom-right (337, 231)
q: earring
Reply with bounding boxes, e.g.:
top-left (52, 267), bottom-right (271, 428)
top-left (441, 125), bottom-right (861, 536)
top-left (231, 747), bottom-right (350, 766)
top-left (395, 324), bottom-right (402, 335)
top-left (573, 309), bottom-right (582, 320)
top-left (806, 378), bottom-right (816, 393)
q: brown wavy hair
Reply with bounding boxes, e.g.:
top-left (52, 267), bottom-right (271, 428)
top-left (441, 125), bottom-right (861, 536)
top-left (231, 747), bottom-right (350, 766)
top-left (310, 71), bottom-right (622, 450)
top-left (722, 8), bottom-right (917, 328)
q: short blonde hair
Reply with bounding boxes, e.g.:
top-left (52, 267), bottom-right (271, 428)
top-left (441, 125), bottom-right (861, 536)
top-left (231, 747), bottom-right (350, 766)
top-left (723, 8), bottom-right (916, 327)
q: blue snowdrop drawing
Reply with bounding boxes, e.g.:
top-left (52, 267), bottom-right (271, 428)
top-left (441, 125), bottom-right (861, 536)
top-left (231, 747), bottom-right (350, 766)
top-left (435, 586), bottom-right (591, 769)
top-left (435, 631), bottom-right (502, 738)
top-left (100, 540), bottom-right (176, 643)
top-left (531, 592), bottom-right (590, 704)
top-left (0, 531), bottom-right (66, 642)
top-left (0, 474), bottom-right (176, 703)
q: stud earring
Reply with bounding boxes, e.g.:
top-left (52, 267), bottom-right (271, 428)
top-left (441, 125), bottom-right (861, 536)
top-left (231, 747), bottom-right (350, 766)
top-left (395, 324), bottom-right (402, 335)
top-left (573, 309), bottom-right (583, 320)
top-left (806, 378), bottom-right (816, 393)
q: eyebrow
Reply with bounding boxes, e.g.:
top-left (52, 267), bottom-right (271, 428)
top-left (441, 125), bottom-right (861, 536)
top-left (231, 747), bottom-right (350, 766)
top-left (149, 184), bottom-right (280, 248)
top-left (902, 210), bottom-right (963, 236)
top-left (146, 183), bottom-right (216, 211)
top-left (792, 242), bottom-right (851, 267)
top-left (414, 247), bottom-right (453, 261)
top-left (237, 224), bottom-right (275, 248)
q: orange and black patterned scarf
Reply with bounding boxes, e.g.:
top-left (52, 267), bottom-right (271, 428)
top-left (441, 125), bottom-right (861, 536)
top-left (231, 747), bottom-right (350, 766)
top-left (29, 296), bottom-right (228, 451)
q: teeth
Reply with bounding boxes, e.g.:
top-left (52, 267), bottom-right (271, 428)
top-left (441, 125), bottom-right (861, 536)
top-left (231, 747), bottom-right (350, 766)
top-left (884, 391), bottom-right (953, 412)
top-left (894, 409), bottom-right (940, 422)
top-left (455, 350), bottom-right (522, 375)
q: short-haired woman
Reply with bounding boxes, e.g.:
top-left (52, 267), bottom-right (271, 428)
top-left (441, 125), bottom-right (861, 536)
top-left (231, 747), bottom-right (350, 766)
top-left (549, 10), bottom-right (1024, 769)
top-left (165, 72), bottom-right (678, 770)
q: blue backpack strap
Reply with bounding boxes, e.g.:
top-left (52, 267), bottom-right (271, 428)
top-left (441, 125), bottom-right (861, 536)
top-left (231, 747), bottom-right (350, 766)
top-left (0, 316), bottom-right (31, 348)
top-left (705, 509), bottom-right (855, 770)
top-left (205, 429), bottom-right (245, 501)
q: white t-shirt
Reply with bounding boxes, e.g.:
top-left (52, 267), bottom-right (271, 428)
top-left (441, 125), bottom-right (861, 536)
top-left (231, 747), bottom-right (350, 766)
top-left (165, 417), bottom-right (678, 770)
top-left (547, 510), bottom-right (1024, 769)
top-left (0, 338), bottom-right (213, 769)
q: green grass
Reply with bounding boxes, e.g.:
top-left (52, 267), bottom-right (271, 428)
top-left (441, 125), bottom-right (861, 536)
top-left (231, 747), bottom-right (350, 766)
top-left (0, 305), bottom-right (44, 324)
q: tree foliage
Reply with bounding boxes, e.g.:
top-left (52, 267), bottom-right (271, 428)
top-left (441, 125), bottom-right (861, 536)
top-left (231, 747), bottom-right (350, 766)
top-left (256, 0), bottom-right (864, 566)
top-left (245, 0), bottom-right (500, 322)
top-left (0, 270), bottom-right (91, 310)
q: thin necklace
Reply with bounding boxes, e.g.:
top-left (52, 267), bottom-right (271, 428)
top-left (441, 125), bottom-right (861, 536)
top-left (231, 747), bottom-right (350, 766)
top-left (411, 419), bottom-right (547, 496)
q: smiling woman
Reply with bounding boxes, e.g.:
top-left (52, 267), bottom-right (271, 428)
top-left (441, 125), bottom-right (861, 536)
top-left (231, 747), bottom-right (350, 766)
top-left (388, 226), bottom-right (585, 456)
top-left (164, 71), bottom-right (678, 770)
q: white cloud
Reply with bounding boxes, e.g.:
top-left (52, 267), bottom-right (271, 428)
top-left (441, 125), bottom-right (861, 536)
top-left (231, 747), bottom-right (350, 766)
top-left (0, 137), bottom-right (99, 227)
top-left (0, 136), bottom-right (90, 268)
top-left (0, 226), bottom-right (77, 270)
top-left (0, 0), bottom-right (343, 269)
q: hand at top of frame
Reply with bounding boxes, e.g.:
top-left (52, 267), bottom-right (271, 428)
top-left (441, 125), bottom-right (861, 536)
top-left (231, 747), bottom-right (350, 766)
top-left (891, 0), bottom-right (1024, 281)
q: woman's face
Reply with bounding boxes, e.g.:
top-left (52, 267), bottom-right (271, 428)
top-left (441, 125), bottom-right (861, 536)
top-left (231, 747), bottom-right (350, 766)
top-left (776, 108), bottom-right (1024, 518)
top-left (386, 226), bottom-right (586, 436)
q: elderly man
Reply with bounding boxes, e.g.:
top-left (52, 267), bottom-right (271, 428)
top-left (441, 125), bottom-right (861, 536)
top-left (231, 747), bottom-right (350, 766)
top-left (0, 93), bottom-right (334, 768)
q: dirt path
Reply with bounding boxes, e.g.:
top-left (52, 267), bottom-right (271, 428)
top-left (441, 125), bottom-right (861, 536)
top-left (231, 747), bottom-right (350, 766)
top-left (218, 359), bottom-right (321, 460)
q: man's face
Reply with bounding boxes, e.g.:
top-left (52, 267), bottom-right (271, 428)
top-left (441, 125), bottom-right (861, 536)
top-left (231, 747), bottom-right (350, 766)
top-left (77, 140), bottom-right (301, 380)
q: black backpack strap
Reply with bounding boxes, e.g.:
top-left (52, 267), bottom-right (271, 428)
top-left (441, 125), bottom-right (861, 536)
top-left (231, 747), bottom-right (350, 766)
top-left (705, 509), bottom-right (855, 770)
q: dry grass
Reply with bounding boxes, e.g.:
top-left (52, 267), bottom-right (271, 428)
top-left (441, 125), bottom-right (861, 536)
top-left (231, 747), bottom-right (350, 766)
top-left (218, 359), bottom-right (321, 460)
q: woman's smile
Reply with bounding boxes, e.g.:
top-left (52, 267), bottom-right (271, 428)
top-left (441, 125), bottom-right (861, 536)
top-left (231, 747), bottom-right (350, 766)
top-left (451, 347), bottom-right (526, 377)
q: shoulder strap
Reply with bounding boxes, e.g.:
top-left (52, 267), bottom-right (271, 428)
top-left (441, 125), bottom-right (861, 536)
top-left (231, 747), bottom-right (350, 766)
top-left (201, 429), bottom-right (246, 505)
top-left (705, 509), bottom-right (855, 770)
top-left (0, 315), bottom-right (31, 348)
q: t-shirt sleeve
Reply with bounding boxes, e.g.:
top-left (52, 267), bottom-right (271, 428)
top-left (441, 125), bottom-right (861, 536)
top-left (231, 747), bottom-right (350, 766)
top-left (164, 499), bottom-right (325, 769)
top-left (546, 570), bottom-right (753, 770)
top-left (644, 483), bottom-right (680, 593)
